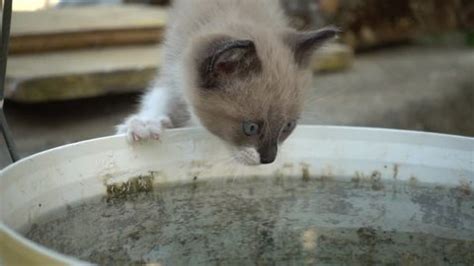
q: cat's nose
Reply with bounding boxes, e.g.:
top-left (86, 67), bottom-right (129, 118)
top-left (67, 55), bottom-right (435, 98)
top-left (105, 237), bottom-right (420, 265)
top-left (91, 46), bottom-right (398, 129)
top-left (260, 156), bottom-right (276, 164)
top-left (258, 144), bottom-right (277, 164)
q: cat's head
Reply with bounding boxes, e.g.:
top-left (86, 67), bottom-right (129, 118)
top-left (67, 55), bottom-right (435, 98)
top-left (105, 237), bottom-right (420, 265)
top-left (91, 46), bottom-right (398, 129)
top-left (185, 26), bottom-right (339, 165)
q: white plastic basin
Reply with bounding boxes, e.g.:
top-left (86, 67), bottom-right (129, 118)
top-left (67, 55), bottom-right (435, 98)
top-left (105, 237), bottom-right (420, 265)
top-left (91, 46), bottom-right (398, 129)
top-left (0, 126), bottom-right (472, 264)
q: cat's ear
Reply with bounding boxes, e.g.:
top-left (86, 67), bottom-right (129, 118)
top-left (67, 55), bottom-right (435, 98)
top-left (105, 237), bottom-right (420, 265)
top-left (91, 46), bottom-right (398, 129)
top-left (197, 37), bottom-right (261, 89)
top-left (284, 26), bottom-right (341, 67)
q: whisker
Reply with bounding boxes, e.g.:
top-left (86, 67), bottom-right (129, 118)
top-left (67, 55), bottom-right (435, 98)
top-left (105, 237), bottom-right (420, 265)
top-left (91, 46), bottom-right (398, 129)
top-left (210, 155), bottom-right (236, 185)
top-left (301, 110), bottom-right (325, 116)
top-left (304, 85), bottom-right (352, 105)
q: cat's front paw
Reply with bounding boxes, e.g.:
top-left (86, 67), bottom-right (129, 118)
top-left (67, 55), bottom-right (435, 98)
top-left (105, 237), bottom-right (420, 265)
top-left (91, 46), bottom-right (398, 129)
top-left (116, 116), bottom-right (173, 143)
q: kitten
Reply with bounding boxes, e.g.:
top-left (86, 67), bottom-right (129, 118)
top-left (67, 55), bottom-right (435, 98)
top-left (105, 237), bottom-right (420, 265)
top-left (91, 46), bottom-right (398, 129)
top-left (117, 0), bottom-right (339, 165)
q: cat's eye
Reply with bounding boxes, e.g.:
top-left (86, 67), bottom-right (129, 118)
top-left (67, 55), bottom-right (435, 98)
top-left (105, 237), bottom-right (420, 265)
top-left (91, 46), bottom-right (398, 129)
top-left (243, 121), bottom-right (260, 136)
top-left (283, 120), bottom-right (296, 132)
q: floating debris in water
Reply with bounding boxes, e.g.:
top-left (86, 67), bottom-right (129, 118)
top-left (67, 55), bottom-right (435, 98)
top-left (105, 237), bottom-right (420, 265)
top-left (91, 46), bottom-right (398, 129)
top-left (106, 174), bottom-right (154, 200)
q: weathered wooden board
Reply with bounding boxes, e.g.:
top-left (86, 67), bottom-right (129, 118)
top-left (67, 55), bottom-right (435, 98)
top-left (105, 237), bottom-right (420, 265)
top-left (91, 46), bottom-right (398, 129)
top-left (6, 43), bottom-right (352, 103)
top-left (6, 5), bottom-right (167, 54)
top-left (6, 45), bottom-right (161, 102)
top-left (313, 43), bottom-right (353, 72)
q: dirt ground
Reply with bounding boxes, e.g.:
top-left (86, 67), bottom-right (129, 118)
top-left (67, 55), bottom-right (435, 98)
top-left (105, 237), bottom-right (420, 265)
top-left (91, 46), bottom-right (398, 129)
top-left (1, 43), bottom-right (473, 167)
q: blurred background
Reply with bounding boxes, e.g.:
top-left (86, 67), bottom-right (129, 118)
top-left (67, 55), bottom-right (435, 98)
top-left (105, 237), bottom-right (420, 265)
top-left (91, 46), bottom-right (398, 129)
top-left (1, 0), bottom-right (473, 167)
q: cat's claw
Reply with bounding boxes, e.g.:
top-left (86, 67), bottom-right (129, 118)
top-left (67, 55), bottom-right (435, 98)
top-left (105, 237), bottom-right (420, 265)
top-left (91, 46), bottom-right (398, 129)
top-left (150, 133), bottom-right (161, 140)
top-left (131, 133), bottom-right (141, 142)
top-left (116, 116), bottom-right (173, 143)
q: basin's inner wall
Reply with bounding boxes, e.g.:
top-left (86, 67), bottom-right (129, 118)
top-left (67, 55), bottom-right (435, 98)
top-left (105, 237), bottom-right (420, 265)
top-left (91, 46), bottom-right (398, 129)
top-left (1, 128), bottom-right (472, 254)
top-left (4, 156), bottom-right (470, 233)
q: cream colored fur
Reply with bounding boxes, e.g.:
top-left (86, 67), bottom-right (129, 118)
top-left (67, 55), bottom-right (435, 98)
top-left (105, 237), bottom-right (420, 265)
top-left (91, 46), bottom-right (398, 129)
top-left (117, 0), bottom-right (337, 165)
